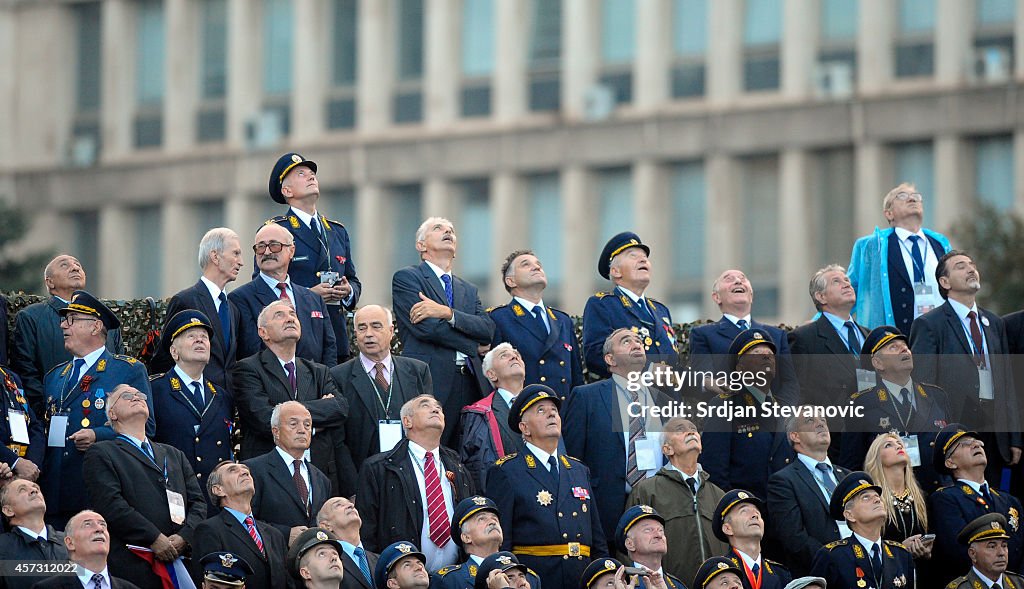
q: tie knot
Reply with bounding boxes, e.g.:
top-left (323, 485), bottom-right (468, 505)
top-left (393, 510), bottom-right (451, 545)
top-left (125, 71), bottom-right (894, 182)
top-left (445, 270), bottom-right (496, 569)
top-left (375, 362), bottom-right (386, 373)
top-left (736, 319), bottom-right (748, 330)
top-left (685, 477), bottom-right (697, 493)
top-left (244, 515), bottom-right (254, 526)
top-left (968, 310), bottom-right (978, 319)
top-left (92, 574), bottom-right (104, 584)
top-left (277, 282), bottom-right (288, 291)
top-left (899, 387), bottom-right (910, 401)
top-left (285, 361), bottom-right (295, 374)
top-left (816, 462), bottom-right (831, 473)
top-left (218, 292), bottom-right (227, 303)
top-left (548, 456), bottom-right (558, 472)
top-left (441, 274), bottom-right (452, 285)
top-left (425, 451), bottom-right (435, 466)
top-left (354, 546), bottom-right (364, 556)
top-left (871, 543), bottom-right (879, 555)
top-left (844, 320), bottom-right (856, 329)
top-left (533, 306), bottom-right (544, 318)
top-left (909, 235), bottom-right (921, 243)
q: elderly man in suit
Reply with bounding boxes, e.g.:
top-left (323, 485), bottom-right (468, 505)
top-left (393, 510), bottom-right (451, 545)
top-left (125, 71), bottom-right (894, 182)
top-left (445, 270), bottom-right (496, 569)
top-left (191, 460), bottom-right (288, 589)
top-left (246, 401), bottom-right (333, 544)
top-left (231, 222), bottom-right (337, 366)
top-left (0, 479), bottom-right (69, 589)
top-left (331, 304), bottom-right (432, 475)
top-left (12, 254), bottom-right (123, 417)
top-left (150, 228), bottom-right (243, 389)
top-left (232, 299), bottom-right (353, 495)
top-left (83, 384), bottom-right (207, 589)
top-left (32, 510), bottom-right (142, 589)
top-left (318, 496), bottom-right (380, 589)
top-left (391, 217), bottom-right (495, 446)
top-left (357, 394), bottom-right (475, 570)
top-left (687, 268), bottom-right (799, 404)
top-left (909, 250), bottom-right (1021, 481)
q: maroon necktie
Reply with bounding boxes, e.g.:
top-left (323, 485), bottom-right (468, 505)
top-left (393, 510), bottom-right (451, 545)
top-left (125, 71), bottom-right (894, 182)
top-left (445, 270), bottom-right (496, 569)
top-left (423, 451), bottom-right (450, 548)
top-left (293, 459), bottom-right (309, 516)
top-left (285, 361), bottom-right (297, 395)
top-left (374, 362), bottom-right (390, 394)
top-left (277, 282), bottom-right (290, 302)
top-left (967, 311), bottom-right (987, 369)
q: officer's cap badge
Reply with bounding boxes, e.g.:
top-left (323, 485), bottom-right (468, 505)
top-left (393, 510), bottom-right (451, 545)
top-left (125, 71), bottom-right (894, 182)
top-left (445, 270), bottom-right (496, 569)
top-left (316, 531), bottom-right (328, 541)
top-left (473, 497), bottom-right (487, 506)
top-left (640, 505), bottom-right (654, 514)
top-left (497, 556), bottom-right (512, 566)
top-left (753, 332), bottom-right (763, 340)
top-left (717, 563), bottom-right (728, 570)
top-left (738, 492), bottom-right (748, 500)
top-left (397, 543), bottom-right (413, 554)
top-left (220, 553), bottom-right (237, 568)
top-left (604, 560), bottom-right (616, 570)
top-left (291, 154), bottom-right (302, 164)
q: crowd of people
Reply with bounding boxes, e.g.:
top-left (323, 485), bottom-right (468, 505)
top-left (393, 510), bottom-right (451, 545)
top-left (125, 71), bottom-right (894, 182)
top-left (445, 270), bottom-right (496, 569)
top-left (1, 151), bottom-right (1024, 589)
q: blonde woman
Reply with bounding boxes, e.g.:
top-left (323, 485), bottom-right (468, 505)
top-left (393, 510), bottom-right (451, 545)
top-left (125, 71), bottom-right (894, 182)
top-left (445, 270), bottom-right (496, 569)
top-left (863, 432), bottom-right (934, 560)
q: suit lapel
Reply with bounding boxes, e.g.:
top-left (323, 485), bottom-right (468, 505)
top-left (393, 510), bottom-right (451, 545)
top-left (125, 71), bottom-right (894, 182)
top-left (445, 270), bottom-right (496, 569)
top-left (291, 212), bottom-right (328, 268)
top-left (254, 278), bottom-right (279, 307)
top-left (792, 462), bottom-right (829, 510)
top-left (341, 552), bottom-right (372, 589)
top-left (510, 300), bottom-right (547, 343)
top-left (942, 303), bottom-right (973, 355)
top-left (166, 375), bottom-right (204, 420)
top-left (261, 349), bottom-right (294, 400)
top-left (523, 448), bottom-right (556, 491)
top-left (115, 438), bottom-right (163, 474)
top-left (617, 287), bottom-right (653, 327)
top-left (195, 281), bottom-right (223, 344)
top-left (294, 360), bottom-right (314, 401)
top-left (269, 454), bottom-right (308, 514)
top-left (980, 309), bottom-right (1000, 355)
top-left (219, 510), bottom-right (268, 562)
top-left (196, 383), bottom-right (226, 435)
top-left (888, 231), bottom-right (913, 289)
top-left (816, 316), bottom-right (853, 360)
top-left (351, 364), bottom-right (383, 418)
top-left (542, 308), bottom-right (561, 352)
top-left (419, 262), bottom-right (449, 305)
top-left (716, 317), bottom-right (739, 343)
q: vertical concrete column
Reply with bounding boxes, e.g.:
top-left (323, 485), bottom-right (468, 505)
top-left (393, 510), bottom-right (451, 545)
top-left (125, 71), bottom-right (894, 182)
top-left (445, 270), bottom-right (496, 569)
top-left (707, 0), bottom-right (741, 103)
top-left (858, 0), bottom-right (894, 94)
top-left (425, 0), bottom-right (458, 127)
top-left (100, 0), bottom-right (134, 159)
top-left (634, 0), bottom-right (669, 110)
top-left (1015, 130), bottom-right (1024, 210)
top-left (490, 172), bottom-right (525, 304)
top-left (561, 166), bottom-right (594, 311)
top-left (0, 7), bottom-right (15, 168)
top-left (854, 142), bottom-right (887, 235)
top-left (161, 199), bottom-right (192, 295)
top-left (934, 136), bottom-right (967, 233)
top-left (165, 0), bottom-right (197, 152)
top-left (632, 161), bottom-right (668, 301)
top-left (1017, 0), bottom-right (1024, 77)
top-left (423, 177), bottom-right (455, 217)
top-left (563, 0), bottom-right (598, 120)
top-left (356, 183), bottom-right (390, 305)
top-left (227, 0), bottom-right (261, 146)
top-left (782, 0), bottom-right (816, 99)
top-left (779, 149), bottom-right (812, 322)
top-left (703, 154), bottom-right (738, 318)
top-left (358, 0), bottom-right (392, 132)
top-left (99, 205), bottom-right (135, 298)
top-left (493, 0), bottom-right (527, 122)
top-left (292, 0), bottom-right (328, 142)
top-left (936, 0), bottom-right (972, 84)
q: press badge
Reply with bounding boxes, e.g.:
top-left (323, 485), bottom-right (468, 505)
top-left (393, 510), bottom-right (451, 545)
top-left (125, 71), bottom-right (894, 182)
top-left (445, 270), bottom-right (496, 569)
top-left (48, 415), bottom-right (69, 447)
top-left (379, 420), bottom-right (403, 453)
top-left (901, 435), bottom-right (922, 467)
top-left (7, 411), bottom-right (29, 444)
top-left (166, 489), bottom-right (186, 525)
top-left (634, 438), bottom-right (660, 472)
top-left (914, 283), bottom-right (941, 318)
top-left (856, 369), bottom-right (877, 393)
top-left (979, 367), bottom-right (995, 400)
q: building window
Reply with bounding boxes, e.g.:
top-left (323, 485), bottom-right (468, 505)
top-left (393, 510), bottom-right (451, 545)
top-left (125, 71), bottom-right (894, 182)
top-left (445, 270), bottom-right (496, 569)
top-left (392, 185), bottom-right (423, 269)
top-left (328, 0), bottom-right (358, 130)
top-left (527, 173), bottom-right (563, 305)
top-left (192, 200), bottom-right (226, 246)
top-left (892, 141), bottom-right (936, 227)
top-left (134, 0), bottom-right (165, 149)
top-left (460, 0), bottom-right (494, 118)
top-left (321, 188), bottom-right (358, 249)
top-left (198, 0), bottom-right (228, 143)
top-left (809, 148), bottom-right (855, 268)
top-left (973, 135), bottom-right (1015, 211)
top-left (599, 0), bottom-right (635, 106)
top-left (134, 206), bottom-right (163, 297)
top-left (973, 0), bottom-right (1015, 82)
top-left (527, 0), bottom-right (561, 112)
top-left (71, 2), bottom-right (103, 166)
top-left (669, 161), bottom-right (705, 322)
top-left (671, 0), bottom-right (707, 99)
top-left (394, 0), bottom-right (425, 124)
top-left (816, 0), bottom-right (857, 99)
top-left (894, 0), bottom-right (935, 78)
top-left (740, 155), bottom-right (780, 317)
top-left (457, 179), bottom-right (493, 289)
top-left (743, 0), bottom-right (782, 92)
top-left (71, 211), bottom-right (100, 278)
top-left (262, 0), bottom-right (293, 135)
top-left (595, 167), bottom-right (634, 290)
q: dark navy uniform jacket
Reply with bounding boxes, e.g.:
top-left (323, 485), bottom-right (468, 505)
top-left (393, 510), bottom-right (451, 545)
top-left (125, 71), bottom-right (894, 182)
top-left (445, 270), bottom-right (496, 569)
top-left (432, 557), bottom-right (543, 589)
top-left (40, 350), bottom-right (153, 517)
top-left (582, 288), bottom-right (678, 379)
top-left (724, 548), bottom-right (792, 589)
top-left (841, 381), bottom-right (952, 492)
top-left (485, 449), bottom-right (608, 589)
top-left (149, 369), bottom-right (234, 507)
top-left (929, 482), bottom-right (1024, 585)
top-left (489, 300), bottom-right (584, 400)
top-left (0, 365), bottom-right (44, 468)
top-left (263, 211), bottom-right (361, 361)
top-left (810, 537), bottom-right (914, 589)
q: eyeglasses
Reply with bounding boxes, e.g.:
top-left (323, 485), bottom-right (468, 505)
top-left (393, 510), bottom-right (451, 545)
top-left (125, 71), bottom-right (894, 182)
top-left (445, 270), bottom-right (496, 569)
top-left (118, 391), bottom-right (148, 402)
top-left (253, 241), bottom-right (293, 254)
top-left (60, 314), bottom-right (98, 326)
top-left (894, 192), bottom-right (923, 202)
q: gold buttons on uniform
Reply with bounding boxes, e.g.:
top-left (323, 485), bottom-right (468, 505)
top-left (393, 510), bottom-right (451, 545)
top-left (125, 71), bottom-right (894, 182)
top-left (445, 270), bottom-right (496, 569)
top-left (539, 360), bottom-right (545, 365)
top-left (197, 456), bottom-right (202, 462)
top-left (540, 377), bottom-right (546, 382)
top-left (559, 361), bottom-right (565, 366)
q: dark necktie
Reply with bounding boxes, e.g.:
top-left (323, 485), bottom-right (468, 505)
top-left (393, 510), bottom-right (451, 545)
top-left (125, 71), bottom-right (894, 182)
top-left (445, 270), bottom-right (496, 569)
top-left (354, 546), bottom-right (373, 584)
top-left (423, 451), bottom-right (450, 548)
top-left (532, 306), bottom-right (549, 334)
top-left (816, 462), bottom-right (836, 496)
top-left (547, 455), bottom-right (560, 487)
top-left (374, 362), bottom-right (390, 394)
top-left (626, 389), bottom-right (645, 487)
top-left (994, 583), bottom-right (1003, 589)
top-left (217, 292), bottom-right (231, 348)
top-left (243, 515), bottom-right (265, 555)
top-left (750, 563), bottom-right (760, 583)
top-left (638, 298), bottom-right (655, 323)
top-left (190, 382), bottom-right (205, 409)
top-left (981, 482), bottom-right (992, 502)
top-left (285, 361), bottom-right (297, 396)
top-left (440, 274), bottom-right (454, 307)
top-left (736, 319), bottom-right (749, 331)
top-left (844, 321), bottom-right (860, 356)
top-left (870, 543), bottom-right (882, 577)
top-left (91, 573), bottom-right (104, 589)
top-left (896, 387), bottom-right (912, 417)
top-left (277, 282), bottom-right (290, 302)
top-left (65, 358), bottom-right (86, 396)
top-left (967, 311), bottom-right (987, 368)
top-left (908, 235), bottom-right (925, 282)
top-left (685, 477), bottom-right (697, 496)
top-left (311, 218), bottom-right (325, 244)
top-left (142, 440), bottom-right (155, 461)
top-left (293, 459), bottom-right (309, 515)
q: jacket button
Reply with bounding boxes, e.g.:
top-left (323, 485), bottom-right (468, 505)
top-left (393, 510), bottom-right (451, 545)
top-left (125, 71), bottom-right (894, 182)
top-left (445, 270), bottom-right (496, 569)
top-left (216, 441), bottom-right (222, 446)
top-left (561, 379), bottom-right (567, 383)
top-left (195, 438), bottom-right (200, 443)
top-left (540, 377), bottom-right (546, 382)
top-left (197, 473), bottom-right (203, 478)
top-left (558, 512), bottom-right (563, 517)
top-left (539, 360), bottom-right (545, 365)
top-left (197, 456), bottom-right (202, 462)
top-left (563, 533), bottom-right (568, 539)
top-left (559, 361), bottom-right (565, 367)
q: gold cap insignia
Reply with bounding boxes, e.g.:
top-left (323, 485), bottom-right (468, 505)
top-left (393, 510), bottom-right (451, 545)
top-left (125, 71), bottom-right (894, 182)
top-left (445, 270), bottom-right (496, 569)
top-left (717, 562), bottom-right (728, 570)
top-left (993, 522), bottom-right (1002, 530)
top-left (397, 543), bottom-right (413, 554)
top-left (738, 492), bottom-right (748, 499)
top-left (604, 560), bottom-right (616, 570)
top-left (640, 505), bottom-right (654, 514)
top-left (473, 497), bottom-right (487, 505)
top-left (497, 556), bottom-right (512, 566)
top-left (753, 332), bottom-right (764, 340)
top-left (316, 531), bottom-right (328, 541)
top-left (291, 154), bottom-right (302, 164)
top-left (220, 553), bottom-right (237, 568)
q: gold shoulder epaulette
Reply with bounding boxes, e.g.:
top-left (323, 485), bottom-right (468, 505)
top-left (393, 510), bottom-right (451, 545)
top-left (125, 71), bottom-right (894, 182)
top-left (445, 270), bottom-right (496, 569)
top-left (148, 373), bottom-right (165, 382)
top-left (594, 292), bottom-right (609, 299)
top-left (114, 354), bottom-right (139, 365)
top-left (495, 453), bottom-right (518, 466)
top-left (824, 538), bottom-right (848, 550)
top-left (944, 577), bottom-right (965, 589)
top-left (264, 215), bottom-right (287, 226)
top-left (437, 565), bottom-right (461, 576)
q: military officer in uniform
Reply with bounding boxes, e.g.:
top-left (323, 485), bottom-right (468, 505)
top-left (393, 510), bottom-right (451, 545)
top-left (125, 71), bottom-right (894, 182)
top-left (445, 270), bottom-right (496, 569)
top-left (434, 496), bottom-right (506, 589)
top-left (614, 505), bottom-right (688, 589)
top-left (701, 329), bottom-right (793, 499)
top-left (578, 558), bottom-right (625, 589)
top-left (474, 551), bottom-right (535, 589)
top-left (486, 384), bottom-right (608, 589)
top-left (692, 557), bottom-right (745, 589)
top-left (946, 513), bottom-right (1024, 589)
top-left (929, 424), bottom-right (1024, 585)
top-left (488, 249), bottom-right (583, 399)
top-left (582, 232), bottom-right (678, 379)
top-left (265, 152), bottom-right (361, 362)
top-left (712, 490), bottom-right (792, 589)
top-left (375, 542), bottom-right (430, 589)
top-left (0, 364), bottom-right (44, 481)
top-left (150, 310), bottom-right (234, 507)
top-left (842, 325), bottom-right (952, 491)
top-left (39, 291), bottom-right (153, 527)
top-left (199, 551), bottom-right (255, 589)
top-left (810, 472), bottom-right (915, 589)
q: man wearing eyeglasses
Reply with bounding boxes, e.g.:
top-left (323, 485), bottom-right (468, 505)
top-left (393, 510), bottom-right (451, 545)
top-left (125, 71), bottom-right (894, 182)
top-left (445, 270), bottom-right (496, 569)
top-left (39, 290), bottom-right (152, 528)
top-left (230, 223), bottom-right (337, 366)
top-left (848, 182), bottom-right (952, 333)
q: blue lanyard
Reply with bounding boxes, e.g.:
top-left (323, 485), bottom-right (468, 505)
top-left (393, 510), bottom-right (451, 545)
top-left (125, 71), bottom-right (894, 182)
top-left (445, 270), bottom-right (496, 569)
top-left (118, 434), bottom-right (169, 485)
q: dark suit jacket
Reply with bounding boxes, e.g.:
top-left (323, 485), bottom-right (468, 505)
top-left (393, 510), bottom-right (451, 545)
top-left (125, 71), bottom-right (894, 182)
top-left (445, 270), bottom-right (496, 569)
top-left (232, 348), bottom-right (355, 496)
top-left (489, 300), bottom-right (584, 399)
top-left (887, 231), bottom-right (947, 335)
top-left (356, 437), bottom-right (476, 553)
top-left (0, 294), bottom-right (7, 366)
top-left (329, 354), bottom-right (432, 473)
top-left (245, 448), bottom-right (332, 539)
top-left (1004, 309), bottom-right (1024, 420)
top-left (688, 317), bottom-right (800, 404)
top-left (228, 276), bottom-right (338, 366)
top-left (149, 280), bottom-right (240, 390)
top-left (11, 296), bottom-right (123, 416)
top-left (82, 439), bottom-right (207, 589)
top-left (340, 546), bottom-right (380, 589)
top-left (910, 301), bottom-right (1021, 461)
top-left (190, 509), bottom-right (288, 589)
top-left (766, 459), bottom-right (850, 577)
top-left (32, 576), bottom-right (141, 589)
top-left (788, 315), bottom-right (869, 407)
top-left (391, 262), bottom-right (494, 404)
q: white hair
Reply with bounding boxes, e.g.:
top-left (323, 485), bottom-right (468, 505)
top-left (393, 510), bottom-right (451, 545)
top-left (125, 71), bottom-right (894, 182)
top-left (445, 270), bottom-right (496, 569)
top-left (415, 217), bottom-right (454, 244)
top-left (198, 227), bottom-right (239, 269)
top-left (482, 342), bottom-right (516, 380)
top-left (257, 299), bottom-right (295, 329)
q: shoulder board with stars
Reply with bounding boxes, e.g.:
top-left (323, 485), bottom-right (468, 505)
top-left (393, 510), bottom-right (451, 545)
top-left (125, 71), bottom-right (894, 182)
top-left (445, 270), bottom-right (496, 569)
top-left (324, 217), bottom-right (346, 230)
top-left (437, 565), bottom-right (462, 576)
top-left (564, 455), bottom-right (583, 464)
top-left (824, 538), bottom-right (849, 550)
top-left (114, 354), bottom-right (139, 365)
top-left (594, 292), bottom-right (610, 299)
top-left (494, 453), bottom-right (518, 466)
top-left (148, 373), bottom-right (166, 382)
top-left (486, 305), bottom-right (505, 313)
top-left (46, 362), bottom-right (70, 378)
top-left (942, 579), bottom-right (963, 589)
top-left (264, 215), bottom-right (288, 226)
top-left (884, 539), bottom-right (907, 551)
top-left (850, 389), bottom-right (868, 400)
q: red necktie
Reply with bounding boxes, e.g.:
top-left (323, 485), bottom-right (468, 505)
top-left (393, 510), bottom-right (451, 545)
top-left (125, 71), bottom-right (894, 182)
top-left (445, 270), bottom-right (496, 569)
top-left (243, 515), bottom-right (265, 555)
top-left (374, 362), bottom-right (390, 394)
top-left (423, 451), bottom-right (450, 548)
top-left (277, 282), bottom-right (290, 301)
top-left (967, 311), bottom-right (987, 369)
